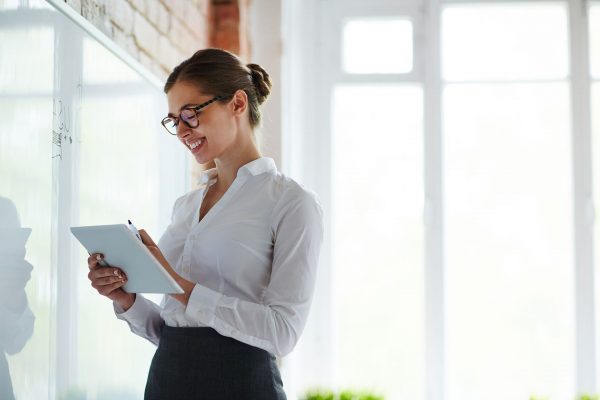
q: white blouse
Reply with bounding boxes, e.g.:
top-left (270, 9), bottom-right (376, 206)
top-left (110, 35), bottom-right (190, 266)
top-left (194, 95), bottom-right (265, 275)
top-left (113, 157), bottom-right (324, 357)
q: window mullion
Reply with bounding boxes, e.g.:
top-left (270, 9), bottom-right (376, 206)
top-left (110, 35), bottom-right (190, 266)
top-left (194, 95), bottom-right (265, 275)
top-left (569, 0), bottom-right (596, 394)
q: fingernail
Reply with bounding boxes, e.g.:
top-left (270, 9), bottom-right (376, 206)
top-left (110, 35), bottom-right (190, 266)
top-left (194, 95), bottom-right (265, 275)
top-left (113, 270), bottom-right (118, 276)
top-left (96, 255), bottom-right (101, 261)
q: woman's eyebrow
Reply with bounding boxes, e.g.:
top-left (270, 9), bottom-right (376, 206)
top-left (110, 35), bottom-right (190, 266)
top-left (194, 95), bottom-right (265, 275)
top-left (167, 103), bottom-right (195, 117)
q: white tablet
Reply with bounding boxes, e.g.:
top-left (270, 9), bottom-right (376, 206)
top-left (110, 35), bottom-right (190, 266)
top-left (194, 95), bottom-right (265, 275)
top-left (71, 224), bottom-right (184, 294)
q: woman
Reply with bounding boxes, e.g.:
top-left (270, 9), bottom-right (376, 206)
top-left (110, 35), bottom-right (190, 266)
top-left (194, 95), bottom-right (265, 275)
top-left (86, 48), bottom-right (324, 399)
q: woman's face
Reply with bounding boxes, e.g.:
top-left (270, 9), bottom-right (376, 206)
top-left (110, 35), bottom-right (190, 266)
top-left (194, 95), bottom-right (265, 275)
top-left (166, 81), bottom-right (238, 164)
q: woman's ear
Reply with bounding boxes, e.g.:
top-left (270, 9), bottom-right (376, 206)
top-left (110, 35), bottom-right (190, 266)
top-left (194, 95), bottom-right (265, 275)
top-left (231, 89), bottom-right (248, 116)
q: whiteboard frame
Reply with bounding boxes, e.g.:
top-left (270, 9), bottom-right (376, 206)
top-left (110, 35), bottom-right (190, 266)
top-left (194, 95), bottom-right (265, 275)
top-left (45, 0), bottom-right (164, 91)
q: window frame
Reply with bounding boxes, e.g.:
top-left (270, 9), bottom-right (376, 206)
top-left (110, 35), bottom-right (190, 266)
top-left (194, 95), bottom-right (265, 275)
top-left (282, 0), bottom-right (599, 397)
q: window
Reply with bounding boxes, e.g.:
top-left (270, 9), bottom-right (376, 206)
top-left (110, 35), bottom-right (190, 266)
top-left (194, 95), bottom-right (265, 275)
top-left (342, 18), bottom-right (413, 74)
top-left (284, 0), bottom-right (597, 398)
top-left (442, 4), bottom-right (574, 399)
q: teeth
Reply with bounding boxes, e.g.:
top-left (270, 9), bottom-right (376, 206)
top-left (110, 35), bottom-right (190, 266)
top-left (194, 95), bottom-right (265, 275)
top-left (189, 138), bottom-right (203, 149)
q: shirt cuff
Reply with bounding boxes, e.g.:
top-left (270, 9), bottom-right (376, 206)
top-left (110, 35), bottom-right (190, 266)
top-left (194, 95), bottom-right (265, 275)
top-left (184, 284), bottom-right (222, 325)
top-left (113, 294), bottom-right (152, 323)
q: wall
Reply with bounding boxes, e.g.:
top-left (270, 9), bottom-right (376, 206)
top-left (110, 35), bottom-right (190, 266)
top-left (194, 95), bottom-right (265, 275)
top-left (63, 0), bottom-right (210, 81)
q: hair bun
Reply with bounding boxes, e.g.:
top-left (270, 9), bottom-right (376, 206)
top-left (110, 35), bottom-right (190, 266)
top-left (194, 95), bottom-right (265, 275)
top-left (247, 63), bottom-right (272, 105)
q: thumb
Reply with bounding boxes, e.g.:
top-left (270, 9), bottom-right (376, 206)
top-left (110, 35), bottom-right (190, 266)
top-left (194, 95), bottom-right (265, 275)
top-left (138, 229), bottom-right (157, 247)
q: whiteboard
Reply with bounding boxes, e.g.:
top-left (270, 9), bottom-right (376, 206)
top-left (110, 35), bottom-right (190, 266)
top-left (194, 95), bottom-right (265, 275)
top-left (0, 0), bottom-right (189, 398)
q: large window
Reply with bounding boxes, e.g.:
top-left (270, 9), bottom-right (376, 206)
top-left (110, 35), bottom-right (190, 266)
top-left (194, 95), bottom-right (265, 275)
top-left (284, 0), bottom-right (599, 398)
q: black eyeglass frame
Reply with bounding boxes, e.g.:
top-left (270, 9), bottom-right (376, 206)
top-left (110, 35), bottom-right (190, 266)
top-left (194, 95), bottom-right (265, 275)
top-left (161, 96), bottom-right (224, 135)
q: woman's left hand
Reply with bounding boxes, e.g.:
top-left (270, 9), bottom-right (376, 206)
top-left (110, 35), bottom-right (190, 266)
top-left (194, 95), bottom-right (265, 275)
top-left (138, 229), bottom-right (180, 281)
top-left (138, 229), bottom-right (194, 304)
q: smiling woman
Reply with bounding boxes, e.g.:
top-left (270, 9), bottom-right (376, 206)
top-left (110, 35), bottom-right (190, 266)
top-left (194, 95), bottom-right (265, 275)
top-left (86, 48), bottom-right (324, 400)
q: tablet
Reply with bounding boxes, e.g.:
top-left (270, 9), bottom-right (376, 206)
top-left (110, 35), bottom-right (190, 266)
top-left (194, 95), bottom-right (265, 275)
top-left (71, 224), bottom-right (184, 294)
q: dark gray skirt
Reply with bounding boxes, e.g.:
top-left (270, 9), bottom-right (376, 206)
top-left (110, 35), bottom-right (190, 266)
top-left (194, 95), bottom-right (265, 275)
top-left (144, 326), bottom-right (287, 400)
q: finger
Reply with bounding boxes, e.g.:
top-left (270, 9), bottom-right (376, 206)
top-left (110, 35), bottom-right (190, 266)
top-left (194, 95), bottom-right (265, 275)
top-left (87, 253), bottom-right (104, 270)
top-left (97, 279), bottom-right (127, 297)
top-left (89, 267), bottom-right (125, 281)
top-left (138, 229), bottom-right (157, 247)
top-left (93, 273), bottom-right (126, 287)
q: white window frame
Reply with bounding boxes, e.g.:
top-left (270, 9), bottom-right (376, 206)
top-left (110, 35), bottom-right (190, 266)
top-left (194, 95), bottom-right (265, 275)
top-left (282, 0), bottom-right (597, 397)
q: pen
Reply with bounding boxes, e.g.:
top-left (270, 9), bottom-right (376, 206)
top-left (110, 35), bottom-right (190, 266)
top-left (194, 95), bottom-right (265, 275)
top-left (127, 219), bottom-right (143, 242)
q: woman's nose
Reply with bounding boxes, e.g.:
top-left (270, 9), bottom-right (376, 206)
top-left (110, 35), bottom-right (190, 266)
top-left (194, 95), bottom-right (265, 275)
top-left (176, 122), bottom-right (191, 138)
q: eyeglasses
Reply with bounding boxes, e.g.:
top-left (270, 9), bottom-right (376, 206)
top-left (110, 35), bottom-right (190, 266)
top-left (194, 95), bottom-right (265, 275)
top-left (161, 96), bottom-right (223, 135)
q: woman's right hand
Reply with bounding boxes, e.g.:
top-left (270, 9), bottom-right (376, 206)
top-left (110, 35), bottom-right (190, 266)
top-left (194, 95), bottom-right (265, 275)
top-left (87, 253), bottom-right (135, 311)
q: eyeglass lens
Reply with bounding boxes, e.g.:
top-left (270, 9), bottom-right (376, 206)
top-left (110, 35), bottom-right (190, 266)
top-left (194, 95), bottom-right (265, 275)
top-left (164, 108), bottom-right (199, 134)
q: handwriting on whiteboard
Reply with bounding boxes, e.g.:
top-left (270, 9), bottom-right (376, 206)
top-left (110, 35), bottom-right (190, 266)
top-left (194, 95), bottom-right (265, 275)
top-left (52, 98), bottom-right (71, 160)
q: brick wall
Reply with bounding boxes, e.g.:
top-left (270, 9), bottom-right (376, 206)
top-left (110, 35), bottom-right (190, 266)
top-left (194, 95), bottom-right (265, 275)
top-left (64, 0), bottom-right (211, 81)
top-left (211, 0), bottom-right (249, 60)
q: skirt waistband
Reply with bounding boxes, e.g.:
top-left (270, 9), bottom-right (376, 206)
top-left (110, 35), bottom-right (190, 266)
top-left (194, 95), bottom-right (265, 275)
top-left (159, 325), bottom-right (272, 356)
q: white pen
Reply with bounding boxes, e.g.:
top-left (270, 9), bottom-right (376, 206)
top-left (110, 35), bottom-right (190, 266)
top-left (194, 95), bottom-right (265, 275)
top-left (127, 219), bottom-right (143, 242)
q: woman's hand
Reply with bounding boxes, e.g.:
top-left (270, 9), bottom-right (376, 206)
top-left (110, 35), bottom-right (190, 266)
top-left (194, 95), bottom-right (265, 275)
top-left (87, 253), bottom-right (135, 311)
top-left (138, 229), bottom-right (195, 305)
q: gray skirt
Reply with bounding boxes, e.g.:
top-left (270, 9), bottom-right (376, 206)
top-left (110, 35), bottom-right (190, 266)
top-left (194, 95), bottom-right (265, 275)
top-left (144, 326), bottom-right (287, 400)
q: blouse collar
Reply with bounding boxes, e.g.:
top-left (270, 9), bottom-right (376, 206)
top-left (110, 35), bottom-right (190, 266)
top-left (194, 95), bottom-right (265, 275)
top-left (197, 157), bottom-right (277, 186)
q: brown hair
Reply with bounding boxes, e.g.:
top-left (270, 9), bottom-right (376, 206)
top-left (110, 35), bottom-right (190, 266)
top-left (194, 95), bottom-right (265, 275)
top-left (164, 48), bottom-right (272, 133)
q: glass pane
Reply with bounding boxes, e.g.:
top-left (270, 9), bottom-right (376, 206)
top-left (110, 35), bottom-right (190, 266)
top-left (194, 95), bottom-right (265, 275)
top-left (83, 38), bottom-right (142, 85)
top-left (443, 83), bottom-right (574, 400)
top-left (342, 18), bottom-right (413, 74)
top-left (0, 24), bottom-right (53, 93)
top-left (1, 2), bottom-right (184, 398)
top-left (442, 3), bottom-right (568, 81)
top-left (0, 20), bottom-right (54, 400)
top-left (591, 4), bottom-right (600, 79)
top-left (73, 36), bottom-right (167, 398)
top-left (331, 85), bottom-right (424, 399)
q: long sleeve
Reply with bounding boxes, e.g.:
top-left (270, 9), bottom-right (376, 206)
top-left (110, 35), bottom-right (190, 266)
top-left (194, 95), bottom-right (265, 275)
top-left (184, 190), bottom-right (324, 357)
top-left (113, 294), bottom-right (165, 346)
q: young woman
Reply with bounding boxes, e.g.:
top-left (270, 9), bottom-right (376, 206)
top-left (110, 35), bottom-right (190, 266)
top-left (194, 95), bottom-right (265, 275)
top-left (86, 48), bottom-right (324, 399)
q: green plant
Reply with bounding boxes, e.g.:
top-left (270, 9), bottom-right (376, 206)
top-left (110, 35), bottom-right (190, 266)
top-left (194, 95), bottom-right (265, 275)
top-left (529, 394), bottom-right (599, 400)
top-left (577, 395), bottom-right (599, 400)
top-left (302, 388), bottom-right (385, 400)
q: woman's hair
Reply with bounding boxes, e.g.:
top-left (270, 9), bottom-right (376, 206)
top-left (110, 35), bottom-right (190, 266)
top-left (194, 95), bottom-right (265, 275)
top-left (164, 48), bottom-right (272, 135)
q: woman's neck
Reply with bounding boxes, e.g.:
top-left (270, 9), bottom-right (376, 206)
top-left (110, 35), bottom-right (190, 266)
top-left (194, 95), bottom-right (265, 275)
top-left (213, 148), bottom-right (262, 191)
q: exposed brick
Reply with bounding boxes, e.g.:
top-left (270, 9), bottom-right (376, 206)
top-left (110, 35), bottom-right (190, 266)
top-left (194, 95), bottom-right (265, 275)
top-left (145, 0), bottom-right (159, 28)
top-left (157, 35), bottom-right (181, 71)
top-left (82, 0), bottom-right (111, 36)
top-left (199, 0), bottom-right (210, 17)
top-left (127, 0), bottom-right (145, 14)
top-left (150, 60), bottom-right (168, 81)
top-left (107, 0), bottom-right (134, 34)
top-left (168, 17), bottom-right (191, 54)
top-left (188, 19), bottom-right (207, 44)
top-left (183, 30), bottom-right (204, 57)
top-left (138, 49), bottom-right (153, 71)
top-left (133, 11), bottom-right (160, 58)
top-left (170, 0), bottom-right (189, 26)
top-left (156, 1), bottom-right (170, 35)
top-left (65, 0), bottom-right (82, 14)
top-left (182, 4), bottom-right (203, 38)
top-left (111, 23), bottom-right (138, 58)
top-left (213, 33), bottom-right (239, 55)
